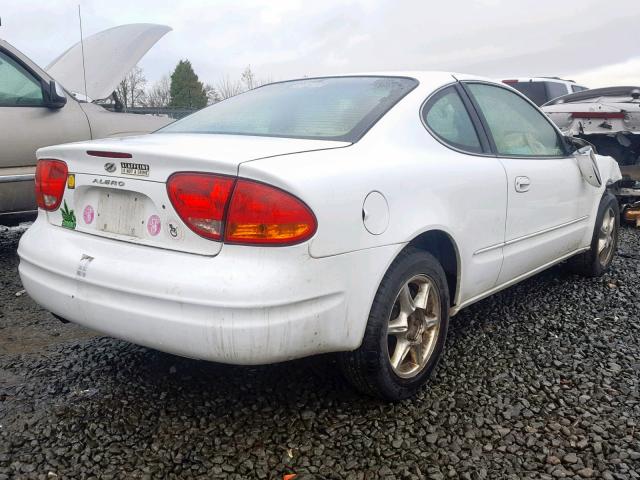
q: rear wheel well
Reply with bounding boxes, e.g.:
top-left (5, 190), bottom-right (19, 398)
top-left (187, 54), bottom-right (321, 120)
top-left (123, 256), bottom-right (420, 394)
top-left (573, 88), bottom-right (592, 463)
top-left (408, 230), bottom-right (459, 306)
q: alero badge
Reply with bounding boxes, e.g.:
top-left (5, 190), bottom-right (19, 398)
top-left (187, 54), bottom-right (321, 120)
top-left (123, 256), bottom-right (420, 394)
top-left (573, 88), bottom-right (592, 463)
top-left (121, 162), bottom-right (150, 177)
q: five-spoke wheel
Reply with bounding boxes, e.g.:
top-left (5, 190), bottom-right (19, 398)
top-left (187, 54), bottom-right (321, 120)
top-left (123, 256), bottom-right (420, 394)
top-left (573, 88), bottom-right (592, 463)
top-left (339, 248), bottom-right (450, 401)
top-left (597, 206), bottom-right (616, 266)
top-left (387, 275), bottom-right (441, 378)
top-left (569, 193), bottom-right (619, 277)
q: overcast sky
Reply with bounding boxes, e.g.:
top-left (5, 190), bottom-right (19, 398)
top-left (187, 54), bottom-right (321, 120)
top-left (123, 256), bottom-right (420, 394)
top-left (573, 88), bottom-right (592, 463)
top-left (2, 0), bottom-right (640, 90)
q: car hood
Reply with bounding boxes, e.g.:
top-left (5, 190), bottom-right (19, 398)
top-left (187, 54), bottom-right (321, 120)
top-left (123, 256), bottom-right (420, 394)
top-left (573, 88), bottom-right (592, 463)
top-left (46, 23), bottom-right (171, 101)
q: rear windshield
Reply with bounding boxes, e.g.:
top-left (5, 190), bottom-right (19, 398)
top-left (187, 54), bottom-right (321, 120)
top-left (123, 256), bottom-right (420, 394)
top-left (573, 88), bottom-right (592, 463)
top-left (509, 82), bottom-right (550, 106)
top-left (157, 76), bottom-right (418, 142)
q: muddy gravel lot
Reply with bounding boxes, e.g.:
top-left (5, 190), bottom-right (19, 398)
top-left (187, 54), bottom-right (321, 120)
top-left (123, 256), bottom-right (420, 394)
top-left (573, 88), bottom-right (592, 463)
top-left (1, 225), bottom-right (639, 480)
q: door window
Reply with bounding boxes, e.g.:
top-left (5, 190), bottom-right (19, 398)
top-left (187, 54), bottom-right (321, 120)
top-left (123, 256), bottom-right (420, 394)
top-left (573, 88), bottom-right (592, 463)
top-left (467, 83), bottom-right (565, 157)
top-left (422, 86), bottom-right (482, 153)
top-left (0, 51), bottom-right (44, 106)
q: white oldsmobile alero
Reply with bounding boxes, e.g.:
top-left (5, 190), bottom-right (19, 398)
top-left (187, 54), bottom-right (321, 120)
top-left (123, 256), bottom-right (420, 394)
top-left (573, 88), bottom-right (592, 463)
top-left (18, 72), bottom-right (622, 400)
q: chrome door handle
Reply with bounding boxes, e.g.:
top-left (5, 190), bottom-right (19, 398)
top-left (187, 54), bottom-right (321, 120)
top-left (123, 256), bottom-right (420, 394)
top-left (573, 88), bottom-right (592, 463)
top-left (515, 176), bottom-right (531, 193)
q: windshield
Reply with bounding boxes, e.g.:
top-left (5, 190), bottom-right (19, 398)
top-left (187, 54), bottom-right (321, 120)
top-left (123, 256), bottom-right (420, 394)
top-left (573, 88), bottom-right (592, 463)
top-left (157, 76), bottom-right (418, 142)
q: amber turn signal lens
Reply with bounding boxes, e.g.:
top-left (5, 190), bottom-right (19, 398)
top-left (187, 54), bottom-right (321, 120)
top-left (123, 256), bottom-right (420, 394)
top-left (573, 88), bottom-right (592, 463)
top-left (224, 179), bottom-right (317, 245)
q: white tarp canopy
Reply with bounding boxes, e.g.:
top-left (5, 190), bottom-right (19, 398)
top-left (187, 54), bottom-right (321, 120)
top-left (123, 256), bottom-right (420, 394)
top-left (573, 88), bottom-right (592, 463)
top-left (46, 23), bottom-right (171, 100)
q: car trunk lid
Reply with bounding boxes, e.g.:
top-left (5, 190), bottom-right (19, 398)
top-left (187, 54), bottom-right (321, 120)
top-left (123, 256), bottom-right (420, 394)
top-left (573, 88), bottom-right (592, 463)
top-left (38, 133), bottom-right (348, 256)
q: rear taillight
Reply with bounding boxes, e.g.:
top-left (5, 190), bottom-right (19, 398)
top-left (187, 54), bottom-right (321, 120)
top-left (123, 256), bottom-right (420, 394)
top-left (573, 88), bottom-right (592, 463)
top-left (35, 159), bottom-right (68, 211)
top-left (166, 173), bottom-right (317, 246)
top-left (167, 173), bottom-right (235, 241)
top-left (225, 179), bottom-right (317, 245)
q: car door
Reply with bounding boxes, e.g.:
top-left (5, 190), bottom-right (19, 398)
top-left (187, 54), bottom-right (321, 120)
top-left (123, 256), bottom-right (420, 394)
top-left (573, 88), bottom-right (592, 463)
top-left (462, 81), bottom-right (592, 285)
top-left (421, 84), bottom-right (507, 300)
top-left (0, 46), bottom-right (90, 216)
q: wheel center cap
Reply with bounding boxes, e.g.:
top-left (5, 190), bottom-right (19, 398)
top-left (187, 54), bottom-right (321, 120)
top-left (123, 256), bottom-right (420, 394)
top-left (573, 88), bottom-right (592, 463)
top-left (406, 314), bottom-right (424, 343)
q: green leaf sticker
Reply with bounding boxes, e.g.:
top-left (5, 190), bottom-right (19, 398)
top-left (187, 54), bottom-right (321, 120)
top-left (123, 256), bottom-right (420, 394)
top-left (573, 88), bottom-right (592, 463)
top-left (61, 200), bottom-right (76, 230)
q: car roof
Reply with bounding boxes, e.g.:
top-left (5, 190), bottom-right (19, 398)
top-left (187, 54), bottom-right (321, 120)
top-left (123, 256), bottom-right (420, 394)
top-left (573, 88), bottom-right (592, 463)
top-left (265, 71), bottom-right (499, 86)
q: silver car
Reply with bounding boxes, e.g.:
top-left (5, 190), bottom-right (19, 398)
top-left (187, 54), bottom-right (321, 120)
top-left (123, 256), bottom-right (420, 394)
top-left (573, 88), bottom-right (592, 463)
top-left (0, 24), bottom-right (172, 225)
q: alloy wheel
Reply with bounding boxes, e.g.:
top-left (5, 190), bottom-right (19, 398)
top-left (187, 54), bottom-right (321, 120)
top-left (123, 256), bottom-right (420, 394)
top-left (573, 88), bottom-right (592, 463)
top-left (387, 274), bottom-right (441, 379)
top-left (597, 207), bottom-right (616, 266)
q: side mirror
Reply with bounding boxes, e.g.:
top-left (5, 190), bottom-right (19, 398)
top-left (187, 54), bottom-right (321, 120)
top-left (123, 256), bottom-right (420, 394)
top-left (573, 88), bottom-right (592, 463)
top-left (564, 135), bottom-right (592, 153)
top-left (575, 146), bottom-right (602, 187)
top-left (42, 80), bottom-right (67, 109)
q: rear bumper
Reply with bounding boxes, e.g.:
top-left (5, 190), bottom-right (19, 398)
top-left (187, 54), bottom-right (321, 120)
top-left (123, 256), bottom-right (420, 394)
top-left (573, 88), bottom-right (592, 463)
top-left (18, 217), bottom-right (398, 364)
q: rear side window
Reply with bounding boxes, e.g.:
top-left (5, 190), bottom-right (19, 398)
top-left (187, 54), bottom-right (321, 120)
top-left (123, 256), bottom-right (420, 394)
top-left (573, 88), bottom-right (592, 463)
top-left (571, 85), bottom-right (588, 93)
top-left (158, 76), bottom-right (418, 142)
top-left (466, 83), bottom-right (565, 157)
top-left (508, 82), bottom-right (548, 106)
top-left (422, 86), bottom-right (482, 153)
top-left (546, 82), bottom-right (568, 101)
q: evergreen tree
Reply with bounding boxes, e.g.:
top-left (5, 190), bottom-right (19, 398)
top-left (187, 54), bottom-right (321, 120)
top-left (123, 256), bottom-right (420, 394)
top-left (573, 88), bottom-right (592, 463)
top-left (169, 60), bottom-right (208, 109)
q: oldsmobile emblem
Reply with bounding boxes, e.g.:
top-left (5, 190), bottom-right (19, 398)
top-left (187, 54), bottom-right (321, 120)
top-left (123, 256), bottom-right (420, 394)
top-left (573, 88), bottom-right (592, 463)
top-left (104, 162), bottom-right (116, 173)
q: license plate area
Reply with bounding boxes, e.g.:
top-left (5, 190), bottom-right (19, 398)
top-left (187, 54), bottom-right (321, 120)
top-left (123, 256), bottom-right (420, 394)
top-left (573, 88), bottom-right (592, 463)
top-left (97, 189), bottom-right (147, 237)
top-left (52, 173), bottom-right (223, 257)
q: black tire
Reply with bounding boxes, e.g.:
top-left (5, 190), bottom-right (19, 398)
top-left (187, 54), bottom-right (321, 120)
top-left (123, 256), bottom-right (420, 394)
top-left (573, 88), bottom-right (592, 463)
top-left (568, 193), bottom-right (619, 277)
top-left (339, 247), bottom-right (450, 401)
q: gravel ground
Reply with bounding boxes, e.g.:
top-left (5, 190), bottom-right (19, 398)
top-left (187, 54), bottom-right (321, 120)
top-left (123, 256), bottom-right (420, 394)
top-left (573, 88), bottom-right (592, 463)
top-left (1, 225), bottom-right (639, 480)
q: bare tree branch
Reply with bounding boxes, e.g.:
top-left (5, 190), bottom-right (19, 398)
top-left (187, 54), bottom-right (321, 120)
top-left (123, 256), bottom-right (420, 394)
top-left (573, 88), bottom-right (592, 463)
top-left (216, 75), bottom-right (244, 100)
top-left (241, 65), bottom-right (256, 91)
top-left (145, 76), bottom-right (171, 108)
top-left (204, 83), bottom-right (221, 105)
top-left (115, 66), bottom-right (147, 111)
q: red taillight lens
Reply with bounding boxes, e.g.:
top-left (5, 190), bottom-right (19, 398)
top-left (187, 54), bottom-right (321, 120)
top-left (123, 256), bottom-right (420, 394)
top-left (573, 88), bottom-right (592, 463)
top-left (225, 179), bottom-right (317, 245)
top-left (35, 159), bottom-right (68, 211)
top-left (167, 173), bottom-right (317, 245)
top-left (167, 173), bottom-right (235, 240)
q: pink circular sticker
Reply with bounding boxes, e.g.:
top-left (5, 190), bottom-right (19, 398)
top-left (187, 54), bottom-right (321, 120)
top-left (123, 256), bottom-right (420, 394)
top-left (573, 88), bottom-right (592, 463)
top-left (83, 205), bottom-right (95, 224)
top-left (147, 215), bottom-right (161, 236)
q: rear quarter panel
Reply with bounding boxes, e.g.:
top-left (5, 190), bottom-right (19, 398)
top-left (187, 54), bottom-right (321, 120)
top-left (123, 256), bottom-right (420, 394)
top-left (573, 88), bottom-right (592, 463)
top-left (238, 81), bottom-right (509, 305)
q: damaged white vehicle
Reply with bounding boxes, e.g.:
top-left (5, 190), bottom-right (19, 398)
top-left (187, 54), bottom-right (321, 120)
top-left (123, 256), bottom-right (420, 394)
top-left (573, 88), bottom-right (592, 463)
top-left (19, 73), bottom-right (622, 400)
top-left (0, 24), bottom-right (173, 225)
top-left (543, 87), bottom-right (640, 204)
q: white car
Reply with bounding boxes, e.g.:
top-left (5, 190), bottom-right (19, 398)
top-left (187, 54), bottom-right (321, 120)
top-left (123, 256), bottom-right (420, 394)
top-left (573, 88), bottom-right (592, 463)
top-left (542, 86), bottom-right (640, 165)
top-left (18, 72), bottom-right (622, 400)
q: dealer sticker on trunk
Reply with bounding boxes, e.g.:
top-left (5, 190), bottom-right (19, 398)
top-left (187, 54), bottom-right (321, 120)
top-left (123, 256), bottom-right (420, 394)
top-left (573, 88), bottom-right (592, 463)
top-left (120, 162), bottom-right (150, 177)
